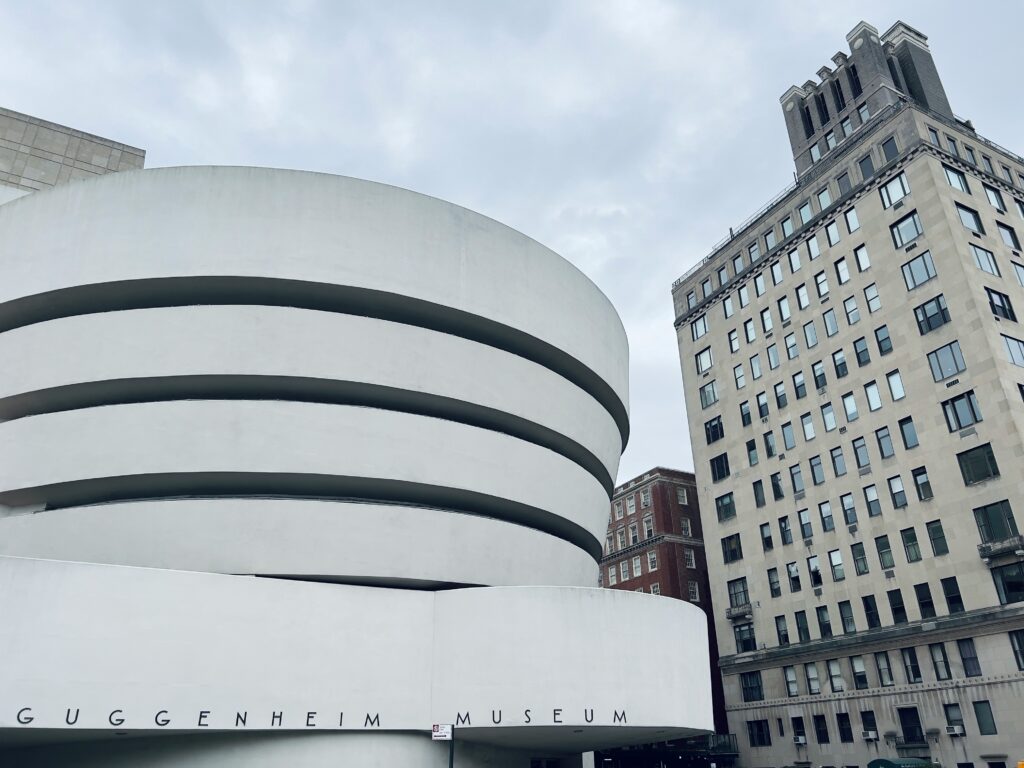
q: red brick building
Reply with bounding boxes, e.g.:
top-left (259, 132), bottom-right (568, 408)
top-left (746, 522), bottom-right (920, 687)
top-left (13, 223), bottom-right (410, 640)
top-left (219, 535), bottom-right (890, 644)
top-left (598, 467), bottom-right (729, 740)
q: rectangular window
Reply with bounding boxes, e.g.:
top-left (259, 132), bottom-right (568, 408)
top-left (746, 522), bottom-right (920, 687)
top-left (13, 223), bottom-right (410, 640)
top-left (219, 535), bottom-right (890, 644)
top-left (796, 283), bottom-right (810, 309)
top-left (855, 337), bottom-right (871, 367)
top-left (973, 700), bottom-right (997, 735)
top-left (817, 187), bottom-right (832, 210)
top-left (875, 650), bottom-right (894, 685)
top-left (926, 519), bottom-right (947, 555)
top-left (739, 401), bottom-right (751, 426)
top-left (901, 647), bottom-right (922, 682)
top-left (942, 576), bottom-right (965, 613)
top-left (864, 283), bottom-right (881, 313)
top-left (958, 638), bottom-right (982, 677)
top-left (716, 492), bottom-right (736, 522)
top-left (988, 288), bottom-right (1017, 321)
top-left (901, 527), bottom-right (921, 561)
top-left (834, 350), bottom-right (849, 379)
top-left (788, 561), bottom-right (801, 593)
top-left (801, 413), bottom-right (815, 441)
top-left (699, 380), bottom-right (718, 408)
top-left (957, 443), bottom-right (999, 485)
top-left (828, 548), bottom-right (844, 580)
top-left (831, 446), bottom-right (847, 477)
top-left (852, 542), bottom-right (868, 575)
top-left (785, 333), bottom-right (798, 360)
top-left (928, 340), bottom-right (966, 381)
top-left (865, 381), bottom-right (881, 411)
top-left (899, 417), bottom-right (919, 448)
top-left (957, 203), bottom-right (984, 234)
top-left (891, 211), bottom-right (923, 247)
top-left (798, 201), bottom-right (813, 225)
top-left (795, 611), bottom-right (810, 643)
top-left (781, 217), bottom-right (794, 238)
top-left (902, 250), bottom-right (937, 290)
top-left (823, 308), bottom-right (838, 336)
top-left (945, 165), bottom-right (970, 192)
top-left (889, 476), bottom-right (908, 509)
top-left (973, 243), bottom-right (1000, 276)
top-left (875, 426), bottom-right (894, 458)
top-left (768, 568), bottom-right (781, 597)
top-left (784, 665), bottom-right (798, 695)
top-left (816, 605), bottom-right (832, 638)
top-left (740, 670), bottom-right (763, 702)
top-left (993, 561), bottom-right (1024, 605)
top-left (838, 171), bottom-right (852, 195)
top-left (746, 719), bottom-right (772, 747)
top-left (760, 522), bottom-right (773, 551)
top-left (842, 392), bottom-right (858, 421)
top-left (826, 220), bottom-right (841, 246)
top-left (999, 221), bottom-right (1021, 249)
top-left (864, 484), bottom-right (881, 517)
top-left (973, 499), bottom-right (1018, 543)
top-left (852, 437), bottom-right (869, 469)
top-left (929, 642), bottom-right (950, 679)
top-left (804, 662), bottom-right (820, 693)
top-left (826, 658), bottom-right (844, 692)
top-left (887, 370), bottom-right (905, 400)
top-left (753, 479), bottom-right (765, 508)
top-left (695, 347), bottom-right (713, 374)
top-left (721, 535), bottom-right (742, 564)
top-left (863, 595), bottom-right (881, 629)
top-left (793, 371), bottom-right (807, 399)
top-left (775, 615), bottom-right (789, 645)
top-left (733, 364), bottom-right (745, 389)
top-left (913, 467), bottom-right (933, 501)
top-left (815, 271), bottom-right (829, 298)
top-left (855, 244), bottom-right (871, 271)
top-left (942, 389), bottom-right (983, 432)
top-left (1005, 333), bottom-right (1024, 366)
top-left (1009, 629), bottom-right (1024, 670)
top-left (859, 154), bottom-right (874, 180)
top-left (841, 493), bottom-right (856, 525)
top-left (647, 551), bottom-right (657, 571)
top-left (790, 465), bottom-right (804, 495)
top-left (772, 473), bottom-right (784, 501)
top-left (845, 207), bottom-right (859, 233)
top-left (710, 452), bottom-right (730, 482)
top-left (849, 655), bottom-right (867, 689)
top-left (876, 535), bottom-right (895, 569)
top-left (880, 172), bottom-right (910, 208)
top-left (782, 422), bottom-right (795, 450)
top-left (844, 296), bottom-right (860, 324)
top-left (875, 324), bottom-right (893, 355)
top-left (914, 294), bottom-right (950, 334)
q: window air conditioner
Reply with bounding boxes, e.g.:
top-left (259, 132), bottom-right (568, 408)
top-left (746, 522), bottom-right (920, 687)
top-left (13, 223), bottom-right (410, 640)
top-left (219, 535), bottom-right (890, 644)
top-left (861, 730), bottom-right (878, 741)
top-left (944, 725), bottom-right (964, 736)
top-left (793, 735), bottom-right (807, 745)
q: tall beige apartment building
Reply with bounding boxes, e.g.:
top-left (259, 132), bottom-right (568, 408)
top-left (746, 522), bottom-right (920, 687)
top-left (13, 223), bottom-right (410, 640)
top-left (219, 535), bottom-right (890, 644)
top-left (673, 20), bottom-right (1024, 768)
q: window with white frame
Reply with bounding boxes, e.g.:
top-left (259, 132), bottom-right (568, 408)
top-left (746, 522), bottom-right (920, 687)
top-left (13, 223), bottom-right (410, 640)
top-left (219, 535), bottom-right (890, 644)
top-left (684, 548), bottom-right (696, 568)
top-left (648, 551), bottom-right (658, 571)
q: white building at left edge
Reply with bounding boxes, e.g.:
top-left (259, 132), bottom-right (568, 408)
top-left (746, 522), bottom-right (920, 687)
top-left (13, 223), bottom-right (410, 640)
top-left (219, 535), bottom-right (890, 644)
top-left (0, 108), bottom-right (713, 767)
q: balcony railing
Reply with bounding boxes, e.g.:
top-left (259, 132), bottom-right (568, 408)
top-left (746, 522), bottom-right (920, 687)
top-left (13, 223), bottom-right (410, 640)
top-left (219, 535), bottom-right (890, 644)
top-left (725, 602), bottom-right (753, 620)
top-left (978, 534), bottom-right (1024, 561)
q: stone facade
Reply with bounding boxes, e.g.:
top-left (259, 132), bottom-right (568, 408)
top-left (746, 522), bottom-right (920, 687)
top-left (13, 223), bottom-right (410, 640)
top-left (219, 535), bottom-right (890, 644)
top-left (0, 106), bottom-right (144, 192)
top-left (673, 20), bottom-right (1024, 768)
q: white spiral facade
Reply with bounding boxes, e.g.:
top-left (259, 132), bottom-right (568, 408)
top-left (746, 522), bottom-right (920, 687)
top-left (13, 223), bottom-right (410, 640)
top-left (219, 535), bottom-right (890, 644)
top-left (0, 167), bottom-right (712, 766)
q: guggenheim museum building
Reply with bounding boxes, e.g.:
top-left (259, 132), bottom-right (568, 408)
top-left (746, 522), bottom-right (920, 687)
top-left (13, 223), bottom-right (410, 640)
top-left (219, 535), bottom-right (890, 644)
top-left (0, 114), bottom-right (711, 766)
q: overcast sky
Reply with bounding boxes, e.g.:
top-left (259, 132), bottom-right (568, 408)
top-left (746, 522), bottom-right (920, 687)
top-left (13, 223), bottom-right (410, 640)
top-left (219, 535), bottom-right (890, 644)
top-left (4, 1), bottom-right (1022, 483)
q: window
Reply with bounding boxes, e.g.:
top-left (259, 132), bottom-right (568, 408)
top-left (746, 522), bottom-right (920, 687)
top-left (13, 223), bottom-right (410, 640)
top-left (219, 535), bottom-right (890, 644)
top-left (728, 577), bottom-right (750, 608)
top-left (795, 611), bottom-right (811, 644)
top-left (765, 229), bottom-right (777, 251)
top-left (823, 308), bottom-right (838, 336)
top-left (928, 340), bottom-right (966, 381)
top-left (741, 670), bottom-right (764, 702)
top-left (864, 283), bottom-right (881, 313)
top-left (691, 315), bottom-right (709, 341)
top-left (734, 622), bottom-right (756, 653)
top-left (863, 595), bottom-right (881, 629)
top-left (817, 187), bottom-right (832, 210)
top-left (891, 211), bottom-right (923, 247)
top-left (835, 257), bottom-right (850, 285)
top-left (942, 576), bottom-right (965, 613)
top-left (790, 464), bottom-right (804, 494)
top-left (887, 370), bottom-right (905, 400)
top-left (973, 700), bottom-right (997, 735)
top-left (901, 647), bottom-right (922, 683)
top-left (831, 446), bottom-right (847, 477)
top-left (763, 430), bottom-right (776, 458)
top-left (784, 665), bottom-right (798, 695)
top-left (813, 362), bottom-right (827, 391)
top-left (957, 443), bottom-right (999, 484)
top-left (781, 217), bottom-right (794, 238)
top-left (684, 547), bottom-right (695, 568)
top-left (628, 522), bottom-right (638, 543)
top-left (1006, 333), bottom-right (1024, 366)
top-left (798, 200), bottom-right (813, 224)
top-left (793, 371), bottom-right (807, 398)
top-left (899, 417), bottom-right (918, 449)
top-left (778, 295), bottom-right (792, 323)
top-left (632, 555), bottom-right (642, 578)
top-left (890, 590), bottom-right (908, 625)
top-left (782, 422), bottom-right (795, 450)
top-left (748, 242), bottom-right (761, 262)
top-left (999, 221), bottom-right (1021, 249)
top-left (826, 658), bottom-right (844, 692)
top-left (815, 271), bottom-right (829, 298)
top-left (826, 220), bottom-right (841, 246)
top-left (1010, 629), bottom-right (1024, 671)
top-left (733, 364), bottom-right (745, 389)
top-left (854, 337), bottom-right (871, 367)
top-left (845, 207), bottom-right (860, 233)
top-left (787, 561), bottom-right (801, 592)
top-left (913, 293), bottom-right (950, 335)
top-left (785, 333), bottom-right (798, 359)
top-left (988, 288), bottom-right (1017, 321)
top-left (843, 296), bottom-right (860, 324)
top-left (704, 416), bottom-right (725, 444)
top-left (876, 535), bottom-right (894, 569)
top-left (929, 642), bottom-right (950, 679)
top-left (750, 354), bottom-right (762, 381)
top-left (804, 662), bottom-right (820, 694)
top-left (865, 381), bottom-right (881, 411)
top-left (924, 520), bottom-right (947, 556)
top-left (945, 165), bottom-right (970, 192)
top-left (880, 172), bottom-right (910, 208)
top-left (721, 534), bottom-right (742, 563)
top-left (982, 154), bottom-right (994, 174)
top-left (753, 479), bottom-right (765, 508)
top-left (946, 135), bottom-right (960, 157)
top-left (767, 344), bottom-right (779, 369)
top-left (716, 492), bottom-right (736, 522)
top-left (876, 426), bottom-right (894, 458)
top-left (772, 473), bottom-right (785, 501)
top-left (849, 655), bottom-right (867, 689)
top-left (957, 203), bottom-right (984, 234)
top-left (875, 324), bottom-right (893, 354)
top-left (799, 510), bottom-right (813, 541)
top-left (723, 294), bottom-right (734, 317)
top-left (850, 544), bottom-right (869, 578)
top-left (685, 581), bottom-right (695, 600)
top-left (607, 567), bottom-right (617, 586)
top-left (993, 562), bottom-right (1024, 605)
top-left (902, 250), bottom-right (936, 289)
top-left (760, 307), bottom-right (773, 334)
top-left (875, 651), bottom-right (894, 686)
top-left (974, 500), bottom-right (1018, 543)
top-left (810, 143), bottom-right (821, 163)
top-left (695, 347), bottom-right (713, 374)
top-left (841, 493), bottom-right (857, 525)
top-left (842, 392), bottom-right (858, 421)
top-left (733, 253), bottom-right (744, 276)
top-left (810, 455), bottom-right (824, 485)
top-left (912, 467), bottom-right (933, 500)
top-left (746, 439), bottom-right (758, 466)
top-left (760, 522), bottom-right (773, 551)
top-left (864, 484), bottom-right (881, 517)
top-left (901, 527), bottom-right (921, 562)
top-left (644, 516), bottom-right (654, 539)
top-left (858, 153), bottom-right (874, 180)
top-left (699, 380), bottom-right (719, 408)
top-left (828, 548), bottom-right (844, 580)
top-left (889, 476), bottom-right (908, 509)
top-left (973, 243), bottom-right (1000, 276)
top-left (881, 135), bottom-right (898, 161)
top-left (796, 283), bottom-right (810, 309)
top-left (956, 637), bottom-right (982, 677)
top-left (710, 452), bottom-right (730, 482)
top-left (701, 278), bottom-right (713, 299)
top-left (740, 401), bottom-right (751, 426)
top-left (855, 244), bottom-right (871, 271)
top-left (852, 437), bottom-right (869, 469)
top-left (746, 719), bottom-right (772, 747)
top-left (834, 350), bottom-right (849, 378)
top-left (767, 568), bottom-right (781, 597)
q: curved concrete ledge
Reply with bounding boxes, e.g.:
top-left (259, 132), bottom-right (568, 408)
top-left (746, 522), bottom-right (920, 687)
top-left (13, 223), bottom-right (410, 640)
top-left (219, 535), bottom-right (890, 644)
top-left (0, 166), bottom-right (629, 441)
top-left (0, 557), bottom-right (713, 752)
top-left (0, 499), bottom-right (598, 587)
top-left (0, 306), bottom-right (619, 489)
top-left (0, 401), bottom-right (608, 558)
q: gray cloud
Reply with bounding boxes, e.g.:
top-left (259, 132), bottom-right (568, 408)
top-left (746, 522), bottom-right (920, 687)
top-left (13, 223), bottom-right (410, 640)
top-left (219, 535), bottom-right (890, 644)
top-left (2, 0), bottom-right (1021, 482)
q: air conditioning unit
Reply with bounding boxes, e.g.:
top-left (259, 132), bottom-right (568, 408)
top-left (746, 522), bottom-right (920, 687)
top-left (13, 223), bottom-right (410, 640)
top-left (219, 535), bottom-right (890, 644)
top-left (793, 735), bottom-right (807, 745)
top-left (944, 725), bottom-right (965, 737)
top-left (862, 730), bottom-right (878, 741)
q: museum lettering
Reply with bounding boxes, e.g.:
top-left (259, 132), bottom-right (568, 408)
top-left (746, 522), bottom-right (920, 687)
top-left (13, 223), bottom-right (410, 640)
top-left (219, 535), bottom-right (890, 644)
top-left (12, 706), bottom-right (628, 730)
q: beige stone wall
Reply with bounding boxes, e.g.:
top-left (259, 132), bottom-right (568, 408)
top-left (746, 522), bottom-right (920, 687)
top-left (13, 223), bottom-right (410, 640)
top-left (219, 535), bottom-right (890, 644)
top-left (674, 105), bottom-right (1024, 766)
top-left (0, 107), bottom-right (144, 192)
